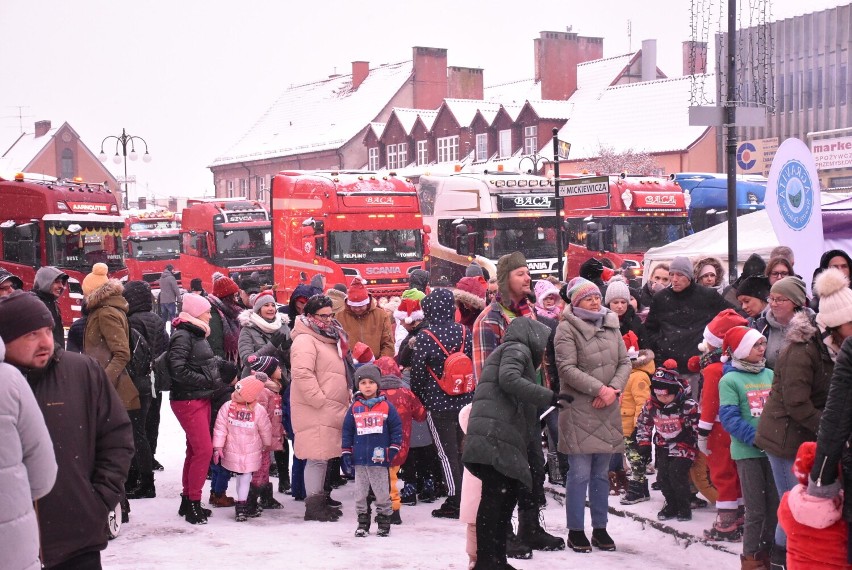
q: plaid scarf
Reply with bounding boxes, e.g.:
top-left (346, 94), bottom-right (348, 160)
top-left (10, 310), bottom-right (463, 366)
top-left (300, 314), bottom-right (350, 358)
top-left (497, 293), bottom-right (533, 319)
top-left (699, 348), bottom-right (723, 370)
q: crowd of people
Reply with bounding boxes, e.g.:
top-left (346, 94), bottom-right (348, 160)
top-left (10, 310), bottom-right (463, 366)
top-left (5, 245), bottom-right (852, 569)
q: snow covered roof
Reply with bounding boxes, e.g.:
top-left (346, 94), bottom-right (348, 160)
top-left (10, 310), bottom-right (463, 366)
top-left (484, 78), bottom-right (541, 104)
top-left (210, 60), bottom-right (413, 167)
top-left (576, 53), bottom-right (635, 97)
top-left (414, 110), bottom-right (438, 131)
top-left (524, 100), bottom-right (574, 120)
top-left (368, 122), bottom-right (386, 139)
top-left (388, 108), bottom-right (422, 134)
top-left (441, 99), bottom-right (501, 128)
top-left (557, 74), bottom-right (716, 160)
top-left (1, 127), bottom-right (56, 172)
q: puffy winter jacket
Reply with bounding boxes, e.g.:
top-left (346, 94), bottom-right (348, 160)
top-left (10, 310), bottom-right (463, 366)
top-left (167, 321), bottom-right (223, 401)
top-left (341, 394), bottom-right (403, 468)
top-left (555, 307), bottom-right (630, 454)
top-left (336, 299), bottom-right (395, 358)
top-left (257, 385), bottom-right (285, 451)
top-left (212, 399), bottom-right (273, 473)
top-left (618, 305), bottom-right (649, 350)
top-left (411, 288), bottom-right (473, 413)
top-left (83, 280), bottom-right (139, 410)
top-left (755, 311), bottom-right (831, 458)
top-left (462, 317), bottom-right (554, 488)
top-left (620, 349), bottom-right (655, 437)
top-left (636, 391), bottom-right (700, 460)
top-left (237, 309), bottom-right (291, 378)
top-left (381, 374), bottom-right (427, 466)
top-left (123, 281), bottom-right (168, 396)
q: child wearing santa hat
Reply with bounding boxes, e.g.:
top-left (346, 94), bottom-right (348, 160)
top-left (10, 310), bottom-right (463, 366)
top-left (718, 325), bottom-right (779, 567)
top-left (212, 376), bottom-right (273, 522)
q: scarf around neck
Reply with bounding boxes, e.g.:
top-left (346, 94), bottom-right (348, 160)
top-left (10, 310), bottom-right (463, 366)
top-left (249, 311), bottom-right (283, 334)
top-left (731, 357), bottom-right (766, 374)
top-left (497, 294), bottom-right (533, 318)
top-left (300, 314), bottom-right (350, 358)
top-left (174, 311), bottom-right (211, 337)
top-left (699, 347), bottom-right (723, 370)
top-left (572, 305), bottom-right (607, 328)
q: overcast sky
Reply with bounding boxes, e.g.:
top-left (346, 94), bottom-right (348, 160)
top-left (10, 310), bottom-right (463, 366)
top-left (0, 0), bottom-right (844, 200)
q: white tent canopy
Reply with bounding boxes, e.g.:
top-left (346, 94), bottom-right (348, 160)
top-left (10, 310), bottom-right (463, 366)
top-left (642, 210), bottom-right (778, 282)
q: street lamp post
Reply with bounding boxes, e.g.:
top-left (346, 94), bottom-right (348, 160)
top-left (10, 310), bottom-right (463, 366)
top-left (98, 128), bottom-right (151, 210)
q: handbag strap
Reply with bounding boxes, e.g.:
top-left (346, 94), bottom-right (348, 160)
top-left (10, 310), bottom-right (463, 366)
top-left (422, 327), bottom-right (466, 356)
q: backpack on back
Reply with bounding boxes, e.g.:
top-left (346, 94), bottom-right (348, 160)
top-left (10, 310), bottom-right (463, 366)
top-left (126, 326), bottom-right (153, 391)
top-left (152, 350), bottom-right (172, 393)
top-left (422, 328), bottom-right (475, 396)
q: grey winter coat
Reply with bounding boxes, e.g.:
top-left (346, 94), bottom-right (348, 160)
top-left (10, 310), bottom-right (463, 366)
top-left (462, 318), bottom-right (554, 489)
top-left (236, 309), bottom-right (291, 378)
top-left (0, 338), bottom-right (57, 570)
top-left (33, 266), bottom-right (66, 347)
top-left (158, 269), bottom-right (180, 305)
top-left (555, 307), bottom-right (630, 455)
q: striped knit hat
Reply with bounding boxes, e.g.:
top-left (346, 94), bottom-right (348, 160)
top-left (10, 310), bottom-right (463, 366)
top-left (565, 277), bottom-right (601, 305)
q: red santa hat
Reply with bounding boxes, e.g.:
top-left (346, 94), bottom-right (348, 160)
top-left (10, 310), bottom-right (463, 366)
top-left (721, 326), bottom-right (765, 362)
top-left (394, 297), bottom-right (424, 324)
top-left (352, 342), bottom-right (375, 364)
top-left (622, 331), bottom-right (639, 360)
top-left (347, 278), bottom-right (370, 307)
top-left (699, 309), bottom-right (749, 352)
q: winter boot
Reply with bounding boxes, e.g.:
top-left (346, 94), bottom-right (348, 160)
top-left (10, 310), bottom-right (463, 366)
top-left (234, 501), bottom-right (248, 522)
top-left (376, 513), bottom-right (391, 537)
top-left (275, 449), bottom-right (290, 493)
top-left (567, 530), bottom-right (592, 553)
top-left (259, 482), bottom-right (284, 510)
top-left (418, 478), bottom-right (436, 503)
top-left (304, 494), bottom-right (340, 522)
top-left (690, 493), bottom-right (709, 509)
top-left (184, 499), bottom-right (208, 525)
top-left (431, 495), bottom-right (460, 519)
top-left (126, 473), bottom-right (156, 499)
top-left (704, 508), bottom-right (742, 542)
top-left (326, 492), bottom-right (343, 518)
top-left (676, 503), bottom-right (693, 521)
top-left (546, 451), bottom-right (564, 485)
top-left (327, 457), bottom-right (347, 488)
top-left (657, 502), bottom-right (678, 521)
top-left (246, 485), bottom-right (263, 518)
top-left (517, 508), bottom-right (565, 551)
top-left (591, 528), bottom-right (616, 551)
top-left (741, 553), bottom-right (769, 570)
top-left (179, 494), bottom-right (211, 518)
top-left (389, 509), bottom-right (402, 525)
top-left (769, 545), bottom-right (787, 570)
top-left (209, 491), bottom-right (235, 508)
top-left (355, 512), bottom-right (371, 537)
top-left (400, 483), bottom-right (417, 506)
top-left (620, 479), bottom-right (650, 505)
top-left (120, 497), bottom-right (130, 524)
top-left (506, 525), bottom-right (533, 560)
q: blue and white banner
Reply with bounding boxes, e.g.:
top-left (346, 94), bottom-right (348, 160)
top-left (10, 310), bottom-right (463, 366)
top-left (765, 138), bottom-right (823, 296)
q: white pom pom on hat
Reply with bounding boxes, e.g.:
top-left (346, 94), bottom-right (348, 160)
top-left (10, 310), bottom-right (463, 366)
top-left (815, 267), bottom-right (852, 330)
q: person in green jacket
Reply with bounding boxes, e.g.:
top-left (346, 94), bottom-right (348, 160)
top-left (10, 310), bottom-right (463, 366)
top-left (718, 325), bottom-right (779, 569)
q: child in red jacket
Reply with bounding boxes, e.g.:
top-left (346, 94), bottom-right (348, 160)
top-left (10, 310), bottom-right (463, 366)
top-left (375, 356), bottom-right (427, 524)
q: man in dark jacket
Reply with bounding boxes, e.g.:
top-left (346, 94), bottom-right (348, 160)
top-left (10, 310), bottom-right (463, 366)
top-left (409, 269), bottom-right (430, 294)
top-left (0, 267), bottom-right (23, 297)
top-left (158, 264), bottom-right (181, 321)
top-left (32, 265), bottom-right (68, 347)
top-left (0, 290), bottom-right (133, 569)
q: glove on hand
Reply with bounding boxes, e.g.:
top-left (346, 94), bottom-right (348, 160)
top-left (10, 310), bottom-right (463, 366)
top-left (341, 453), bottom-right (355, 479)
top-left (551, 393), bottom-right (574, 409)
top-left (697, 434), bottom-right (711, 456)
top-left (271, 329), bottom-right (292, 349)
top-left (387, 447), bottom-right (399, 464)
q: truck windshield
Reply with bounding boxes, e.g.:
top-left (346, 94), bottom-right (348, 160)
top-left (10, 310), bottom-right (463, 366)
top-left (328, 230), bottom-right (423, 263)
top-left (46, 222), bottom-right (125, 272)
top-left (611, 220), bottom-right (687, 253)
top-left (437, 217), bottom-right (558, 259)
top-left (215, 227), bottom-right (272, 266)
top-left (127, 237), bottom-right (180, 260)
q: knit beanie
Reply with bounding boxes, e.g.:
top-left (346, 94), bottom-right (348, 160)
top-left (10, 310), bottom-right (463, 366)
top-left (668, 256), bottom-right (694, 280)
top-left (721, 326), bottom-right (764, 362)
top-left (736, 275), bottom-right (770, 300)
top-left (651, 359), bottom-right (683, 396)
top-left (454, 276), bottom-right (487, 310)
top-left (815, 268), bottom-right (852, 329)
top-left (347, 278), bottom-right (370, 307)
top-left (234, 376), bottom-right (265, 403)
top-left (352, 342), bottom-right (375, 364)
top-left (401, 287), bottom-right (426, 302)
top-left (770, 276), bottom-right (807, 308)
top-left (82, 263), bottom-right (109, 296)
top-left (375, 356), bottom-right (401, 377)
top-left (181, 293), bottom-right (212, 318)
top-left (326, 287), bottom-right (347, 313)
top-left (700, 308), bottom-right (749, 351)
top-left (496, 251), bottom-right (527, 301)
top-left (354, 364), bottom-right (382, 388)
top-left (565, 277), bottom-right (600, 305)
top-left (465, 262), bottom-right (484, 277)
top-left (240, 276), bottom-right (261, 295)
top-left (248, 355), bottom-right (280, 377)
top-left (0, 290), bottom-right (55, 344)
top-left (190, 278), bottom-right (204, 292)
top-left (604, 280), bottom-right (630, 305)
top-left (409, 269), bottom-right (430, 292)
top-left (253, 293), bottom-right (276, 313)
top-left (534, 279), bottom-right (560, 305)
top-left (394, 298), bottom-right (424, 324)
top-left (213, 276), bottom-right (240, 299)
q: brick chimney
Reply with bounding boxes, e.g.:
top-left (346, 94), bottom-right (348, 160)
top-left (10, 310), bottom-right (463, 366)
top-left (34, 120), bottom-right (51, 137)
top-left (412, 46), bottom-right (448, 110)
top-left (534, 31), bottom-right (604, 100)
top-left (352, 61), bottom-right (369, 90)
top-left (682, 40), bottom-right (708, 75)
top-left (448, 67), bottom-right (484, 100)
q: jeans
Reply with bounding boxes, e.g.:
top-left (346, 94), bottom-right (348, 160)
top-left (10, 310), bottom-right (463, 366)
top-left (161, 302), bottom-right (177, 322)
top-left (565, 453), bottom-right (610, 530)
top-left (210, 463), bottom-right (232, 494)
top-left (767, 452), bottom-right (798, 549)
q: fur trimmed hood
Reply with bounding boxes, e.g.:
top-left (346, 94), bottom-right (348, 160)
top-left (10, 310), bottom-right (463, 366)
top-left (237, 308), bottom-right (289, 328)
top-left (785, 310), bottom-right (818, 344)
top-left (85, 279), bottom-right (126, 312)
top-left (632, 348), bottom-right (655, 369)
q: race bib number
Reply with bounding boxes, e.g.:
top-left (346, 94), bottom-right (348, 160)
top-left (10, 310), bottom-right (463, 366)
top-left (655, 415), bottom-right (683, 438)
top-left (228, 405), bottom-right (256, 429)
top-left (746, 388), bottom-right (771, 417)
top-left (355, 408), bottom-right (387, 435)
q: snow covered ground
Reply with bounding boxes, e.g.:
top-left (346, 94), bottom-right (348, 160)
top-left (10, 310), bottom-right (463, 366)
top-left (104, 403), bottom-right (740, 569)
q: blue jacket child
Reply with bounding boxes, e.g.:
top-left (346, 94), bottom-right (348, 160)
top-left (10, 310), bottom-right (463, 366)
top-left (342, 365), bottom-right (403, 470)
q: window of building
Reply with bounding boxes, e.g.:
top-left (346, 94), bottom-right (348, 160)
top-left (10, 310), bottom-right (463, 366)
top-left (817, 67), bottom-right (824, 109)
top-left (839, 65), bottom-right (847, 106)
top-left (387, 144), bottom-right (398, 170)
top-left (805, 70), bottom-right (813, 109)
top-left (60, 148), bottom-right (74, 180)
top-left (240, 178), bottom-right (248, 198)
top-left (257, 176), bottom-right (266, 202)
top-left (499, 129), bottom-right (512, 158)
top-left (787, 72), bottom-right (794, 111)
top-left (475, 133), bottom-right (488, 161)
top-left (417, 140), bottom-right (428, 165)
top-left (226, 180), bottom-right (235, 198)
top-left (829, 65), bottom-right (836, 107)
top-left (368, 147), bottom-right (379, 170)
top-left (437, 135), bottom-right (459, 163)
top-left (524, 126), bottom-right (538, 155)
top-left (397, 143), bottom-right (408, 168)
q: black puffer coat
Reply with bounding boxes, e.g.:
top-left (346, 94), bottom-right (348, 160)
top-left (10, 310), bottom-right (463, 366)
top-left (462, 317), bottom-right (554, 488)
top-left (411, 288), bottom-right (473, 412)
top-left (618, 305), bottom-right (649, 349)
top-left (167, 321), bottom-right (223, 401)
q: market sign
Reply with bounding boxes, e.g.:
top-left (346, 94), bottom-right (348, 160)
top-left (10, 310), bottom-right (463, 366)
top-left (811, 136), bottom-right (852, 170)
top-left (558, 176), bottom-right (609, 197)
top-left (497, 194), bottom-right (554, 211)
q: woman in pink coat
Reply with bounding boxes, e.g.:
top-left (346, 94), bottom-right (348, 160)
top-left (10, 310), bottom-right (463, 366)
top-left (212, 376), bottom-right (273, 522)
top-left (290, 295), bottom-right (352, 522)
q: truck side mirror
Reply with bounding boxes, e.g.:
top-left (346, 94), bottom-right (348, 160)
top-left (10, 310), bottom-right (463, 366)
top-left (301, 226), bottom-right (315, 238)
top-left (423, 224), bottom-right (432, 235)
top-left (454, 223), bottom-right (471, 256)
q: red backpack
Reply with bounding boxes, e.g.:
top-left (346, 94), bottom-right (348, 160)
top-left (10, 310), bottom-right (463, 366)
top-left (422, 328), bottom-right (475, 396)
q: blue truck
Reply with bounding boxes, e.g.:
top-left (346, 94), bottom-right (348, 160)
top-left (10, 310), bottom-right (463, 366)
top-left (673, 173), bottom-right (767, 233)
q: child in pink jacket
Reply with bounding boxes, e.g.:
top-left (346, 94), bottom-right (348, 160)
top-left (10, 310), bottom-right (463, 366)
top-left (248, 356), bottom-right (286, 512)
top-left (213, 376), bottom-right (273, 522)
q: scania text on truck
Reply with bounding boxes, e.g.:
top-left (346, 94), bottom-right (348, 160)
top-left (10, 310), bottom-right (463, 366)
top-left (123, 209), bottom-right (181, 290)
top-left (416, 171), bottom-right (561, 284)
top-left (179, 198), bottom-right (272, 292)
top-left (560, 174), bottom-right (691, 281)
top-left (271, 170), bottom-right (427, 303)
top-left (0, 173), bottom-right (127, 326)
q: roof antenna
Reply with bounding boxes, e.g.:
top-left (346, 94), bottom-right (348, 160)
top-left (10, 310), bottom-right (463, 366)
top-left (627, 20), bottom-right (632, 52)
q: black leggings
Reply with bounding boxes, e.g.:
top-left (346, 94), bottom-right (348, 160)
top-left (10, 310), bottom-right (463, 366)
top-left (146, 393), bottom-right (163, 455)
top-left (428, 410), bottom-right (465, 498)
top-left (656, 446), bottom-right (693, 511)
top-left (469, 463), bottom-right (519, 566)
top-left (128, 395), bottom-right (152, 476)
